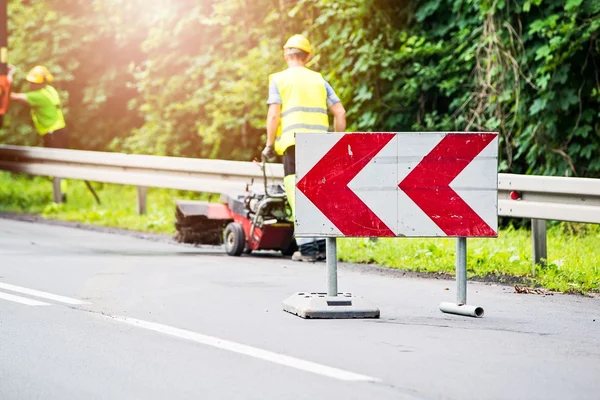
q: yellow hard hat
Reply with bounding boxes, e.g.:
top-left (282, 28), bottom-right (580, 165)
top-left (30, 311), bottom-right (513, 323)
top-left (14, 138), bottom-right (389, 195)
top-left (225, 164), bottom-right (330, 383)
top-left (283, 34), bottom-right (311, 54)
top-left (26, 65), bottom-right (54, 84)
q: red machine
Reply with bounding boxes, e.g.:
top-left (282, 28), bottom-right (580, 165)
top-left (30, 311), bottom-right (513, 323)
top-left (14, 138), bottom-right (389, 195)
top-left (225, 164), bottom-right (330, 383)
top-left (0, 0), bottom-right (11, 123)
top-left (174, 157), bottom-right (297, 257)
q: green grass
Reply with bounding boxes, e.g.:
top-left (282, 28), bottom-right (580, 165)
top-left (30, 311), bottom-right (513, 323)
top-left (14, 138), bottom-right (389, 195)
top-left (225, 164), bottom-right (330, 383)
top-left (1, 171), bottom-right (599, 293)
top-left (338, 226), bottom-right (600, 293)
top-left (0, 171), bottom-right (203, 234)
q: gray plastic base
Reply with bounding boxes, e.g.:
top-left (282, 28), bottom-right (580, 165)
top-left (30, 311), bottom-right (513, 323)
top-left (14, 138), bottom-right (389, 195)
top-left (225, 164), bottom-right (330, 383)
top-left (282, 292), bottom-right (380, 319)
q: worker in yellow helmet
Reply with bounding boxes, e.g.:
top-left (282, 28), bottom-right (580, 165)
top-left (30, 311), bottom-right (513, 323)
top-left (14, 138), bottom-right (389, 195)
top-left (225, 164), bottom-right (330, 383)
top-left (9, 65), bottom-right (69, 201)
top-left (9, 65), bottom-right (67, 145)
top-left (263, 34), bottom-right (346, 262)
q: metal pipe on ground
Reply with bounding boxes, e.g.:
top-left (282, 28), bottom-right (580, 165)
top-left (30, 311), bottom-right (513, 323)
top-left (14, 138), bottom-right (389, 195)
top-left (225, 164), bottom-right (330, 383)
top-left (439, 237), bottom-right (485, 318)
top-left (439, 302), bottom-right (484, 318)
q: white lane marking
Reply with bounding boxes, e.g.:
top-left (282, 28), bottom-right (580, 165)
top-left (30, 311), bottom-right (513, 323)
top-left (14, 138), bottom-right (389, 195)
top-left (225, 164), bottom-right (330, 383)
top-left (107, 315), bottom-right (380, 382)
top-left (0, 291), bottom-right (51, 306)
top-left (0, 282), bottom-right (91, 305)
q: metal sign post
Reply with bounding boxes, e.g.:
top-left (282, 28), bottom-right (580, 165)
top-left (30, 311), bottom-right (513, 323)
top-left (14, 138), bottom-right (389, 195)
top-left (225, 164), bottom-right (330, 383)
top-left (282, 234), bottom-right (381, 319)
top-left (326, 237), bottom-right (337, 297)
top-left (439, 237), bottom-right (484, 317)
top-left (282, 131), bottom-right (498, 319)
top-left (0, 0), bottom-right (12, 124)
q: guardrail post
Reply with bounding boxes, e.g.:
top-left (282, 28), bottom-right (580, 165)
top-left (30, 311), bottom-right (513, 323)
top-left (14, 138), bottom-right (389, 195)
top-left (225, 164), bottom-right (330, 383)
top-left (531, 219), bottom-right (547, 275)
top-left (52, 178), bottom-right (62, 203)
top-left (137, 186), bottom-right (147, 215)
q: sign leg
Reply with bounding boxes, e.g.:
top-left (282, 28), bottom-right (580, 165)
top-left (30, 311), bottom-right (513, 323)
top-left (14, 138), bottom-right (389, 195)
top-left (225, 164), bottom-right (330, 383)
top-left (281, 236), bottom-right (379, 319)
top-left (439, 237), bottom-right (484, 318)
top-left (457, 237), bottom-right (467, 305)
top-left (326, 237), bottom-right (338, 297)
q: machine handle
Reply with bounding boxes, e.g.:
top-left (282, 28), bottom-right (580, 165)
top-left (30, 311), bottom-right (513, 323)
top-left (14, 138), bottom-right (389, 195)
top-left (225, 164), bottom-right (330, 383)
top-left (261, 154), bottom-right (287, 199)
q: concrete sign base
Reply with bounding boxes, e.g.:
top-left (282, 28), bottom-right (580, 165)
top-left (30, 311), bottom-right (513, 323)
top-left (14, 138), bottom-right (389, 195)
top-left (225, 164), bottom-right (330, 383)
top-left (282, 292), bottom-right (380, 319)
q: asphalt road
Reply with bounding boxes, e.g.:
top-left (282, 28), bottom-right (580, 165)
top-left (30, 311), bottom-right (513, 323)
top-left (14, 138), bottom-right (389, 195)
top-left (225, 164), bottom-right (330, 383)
top-left (0, 218), bottom-right (599, 400)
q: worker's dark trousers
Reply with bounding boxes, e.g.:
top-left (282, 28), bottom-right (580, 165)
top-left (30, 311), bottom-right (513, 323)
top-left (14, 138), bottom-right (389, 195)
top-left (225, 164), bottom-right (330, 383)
top-left (42, 128), bottom-right (69, 197)
top-left (43, 128), bottom-right (69, 149)
top-left (283, 146), bottom-right (325, 256)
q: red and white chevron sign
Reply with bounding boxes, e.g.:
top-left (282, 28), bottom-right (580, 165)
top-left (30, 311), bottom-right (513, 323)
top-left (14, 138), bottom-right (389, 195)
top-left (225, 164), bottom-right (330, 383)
top-left (295, 132), bottom-right (499, 238)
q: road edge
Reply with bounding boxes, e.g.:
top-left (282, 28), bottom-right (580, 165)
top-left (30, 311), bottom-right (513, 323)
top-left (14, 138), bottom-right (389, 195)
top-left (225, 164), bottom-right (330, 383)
top-left (1, 210), bottom-right (589, 297)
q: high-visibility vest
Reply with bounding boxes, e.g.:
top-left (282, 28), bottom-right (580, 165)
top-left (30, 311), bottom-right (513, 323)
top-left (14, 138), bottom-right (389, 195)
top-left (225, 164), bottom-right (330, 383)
top-left (31, 86), bottom-right (66, 135)
top-left (269, 67), bottom-right (329, 156)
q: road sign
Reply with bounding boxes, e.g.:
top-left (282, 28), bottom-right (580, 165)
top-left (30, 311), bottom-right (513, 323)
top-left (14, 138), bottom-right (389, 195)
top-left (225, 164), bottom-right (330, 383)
top-left (295, 132), bottom-right (499, 238)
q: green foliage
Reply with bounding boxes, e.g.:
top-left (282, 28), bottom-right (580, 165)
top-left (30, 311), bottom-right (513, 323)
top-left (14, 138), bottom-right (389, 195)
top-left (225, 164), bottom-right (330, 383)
top-left (2, 0), bottom-right (144, 150)
top-left (1, 0), bottom-right (599, 175)
top-left (115, 0), bottom-right (287, 159)
top-left (299, 0), bottom-right (600, 176)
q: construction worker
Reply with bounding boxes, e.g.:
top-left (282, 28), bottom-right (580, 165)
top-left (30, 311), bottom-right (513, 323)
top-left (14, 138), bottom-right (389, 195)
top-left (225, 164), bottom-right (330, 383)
top-left (263, 34), bottom-right (346, 262)
top-left (9, 65), bottom-right (67, 147)
top-left (9, 65), bottom-right (68, 200)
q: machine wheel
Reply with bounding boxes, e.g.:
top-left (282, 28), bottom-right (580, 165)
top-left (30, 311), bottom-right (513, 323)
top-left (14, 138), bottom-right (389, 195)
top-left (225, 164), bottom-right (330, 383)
top-left (224, 222), bottom-right (246, 256)
top-left (281, 239), bottom-right (298, 257)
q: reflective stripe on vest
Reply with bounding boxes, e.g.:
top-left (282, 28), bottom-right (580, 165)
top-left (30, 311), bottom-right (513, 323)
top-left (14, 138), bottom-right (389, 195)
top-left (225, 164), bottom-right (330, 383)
top-left (281, 106), bottom-right (328, 118)
top-left (270, 67), bottom-right (329, 155)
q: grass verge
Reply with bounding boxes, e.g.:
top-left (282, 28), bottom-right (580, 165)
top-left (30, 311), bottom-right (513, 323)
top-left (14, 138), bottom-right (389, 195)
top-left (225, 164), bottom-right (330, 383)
top-left (1, 171), bottom-right (599, 294)
top-left (0, 172), bottom-right (204, 234)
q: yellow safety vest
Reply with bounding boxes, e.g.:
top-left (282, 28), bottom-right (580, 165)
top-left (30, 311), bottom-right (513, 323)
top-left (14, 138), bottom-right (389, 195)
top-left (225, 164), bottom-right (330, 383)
top-left (269, 67), bottom-right (329, 155)
top-left (30, 86), bottom-right (66, 135)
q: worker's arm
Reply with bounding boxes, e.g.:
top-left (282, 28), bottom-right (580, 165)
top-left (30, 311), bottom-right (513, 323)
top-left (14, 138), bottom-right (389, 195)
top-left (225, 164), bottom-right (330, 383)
top-left (10, 92), bottom-right (29, 104)
top-left (266, 103), bottom-right (281, 146)
top-left (6, 65), bottom-right (28, 103)
top-left (324, 80), bottom-right (346, 132)
top-left (329, 102), bottom-right (346, 132)
top-left (262, 103), bottom-right (280, 160)
top-left (8, 65), bottom-right (34, 105)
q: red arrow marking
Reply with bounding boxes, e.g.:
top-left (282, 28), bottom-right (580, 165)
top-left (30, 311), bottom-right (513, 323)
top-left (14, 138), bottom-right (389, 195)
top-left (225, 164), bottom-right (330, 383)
top-left (297, 133), bottom-right (396, 237)
top-left (399, 133), bottom-right (496, 237)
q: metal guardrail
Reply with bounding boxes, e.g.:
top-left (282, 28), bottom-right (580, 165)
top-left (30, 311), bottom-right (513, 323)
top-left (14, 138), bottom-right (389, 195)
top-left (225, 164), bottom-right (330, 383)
top-left (498, 174), bottom-right (600, 224)
top-left (0, 145), bottom-right (284, 211)
top-left (497, 174), bottom-right (600, 273)
top-left (1, 145), bottom-right (599, 272)
top-left (0, 145), bottom-right (284, 194)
